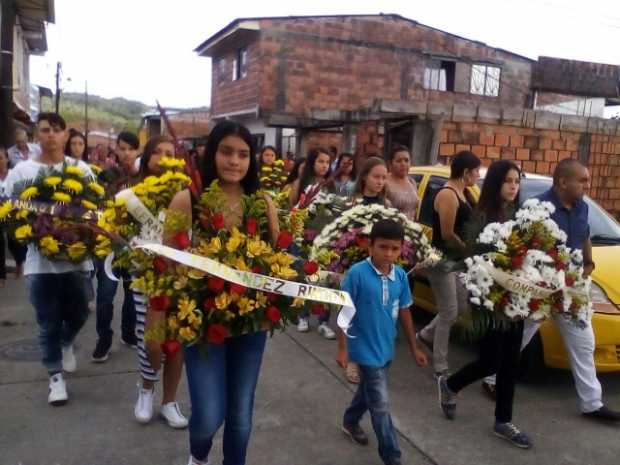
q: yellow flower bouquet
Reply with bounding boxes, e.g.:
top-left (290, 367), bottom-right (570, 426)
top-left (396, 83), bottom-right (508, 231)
top-left (259, 159), bottom-right (289, 193)
top-left (2, 162), bottom-right (111, 262)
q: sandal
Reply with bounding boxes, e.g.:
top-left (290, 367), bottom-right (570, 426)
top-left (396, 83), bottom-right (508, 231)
top-left (345, 362), bottom-right (360, 384)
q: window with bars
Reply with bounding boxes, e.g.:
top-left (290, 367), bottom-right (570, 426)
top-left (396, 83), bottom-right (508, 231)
top-left (470, 64), bottom-right (501, 97)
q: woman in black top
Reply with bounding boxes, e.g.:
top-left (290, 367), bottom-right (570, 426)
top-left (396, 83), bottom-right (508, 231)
top-left (352, 156), bottom-right (392, 206)
top-left (437, 160), bottom-right (532, 449)
top-left (417, 151), bottom-right (480, 377)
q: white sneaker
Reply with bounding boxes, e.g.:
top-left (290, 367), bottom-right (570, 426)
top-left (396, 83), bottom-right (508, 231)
top-left (48, 373), bottom-right (68, 406)
top-left (187, 455), bottom-right (209, 465)
top-left (161, 401), bottom-right (188, 429)
top-left (62, 345), bottom-right (77, 373)
top-left (134, 384), bottom-right (154, 424)
top-left (297, 317), bottom-right (309, 332)
top-left (318, 322), bottom-right (336, 340)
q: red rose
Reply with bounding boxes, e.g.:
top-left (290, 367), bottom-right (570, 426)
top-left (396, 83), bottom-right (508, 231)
top-left (161, 339), bottom-right (181, 357)
top-left (266, 292), bottom-right (280, 302)
top-left (246, 218), bottom-right (258, 235)
top-left (556, 261), bottom-right (567, 271)
top-left (276, 231), bottom-right (293, 249)
top-left (202, 298), bottom-right (216, 311)
top-left (208, 276), bottom-right (226, 293)
top-left (499, 295), bottom-right (510, 307)
top-left (565, 275), bottom-right (575, 287)
top-left (265, 306), bottom-right (281, 323)
top-left (173, 231), bottom-right (191, 250)
top-left (153, 257), bottom-right (168, 274)
top-left (511, 255), bottom-right (524, 269)
top-left (149, 295), bottom-right (171, 312)
top-left (356, 236), bottom-right (370, 249)
top-left (303, 261), bottom-right (319, 275)
top-left (230, 283), bottom-right (247, 295)
top-left (212, 212), bottom-right (225, 230)
top-left (311, 303), bottom-right (327, 316)
top-left (252, 266), bottom-right (263, 274)
top-left (207, 324), bottom-right (228, 344)
top-left (528, 299), bottom-right (541, 311)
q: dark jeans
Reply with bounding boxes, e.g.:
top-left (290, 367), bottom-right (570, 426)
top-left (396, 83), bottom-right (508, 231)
top-left (95, 259), bottom-right (135, 342)
top-left (0, 229), bottom-right (26, 279)
top-left (447, 321), bottom-right (524, 423)
top-left (26, 272), bottom-right (90, 375)
top-left (299, 307), bottom-right (330, 325)
top-left (343, 363), bottom-right (401, 464)
top-left (185, 331), bottom-right (267, 465)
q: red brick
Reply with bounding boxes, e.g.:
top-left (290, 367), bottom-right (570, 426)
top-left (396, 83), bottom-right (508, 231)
top-left (455, 144), bottom-right (470, 153)
top-left (510, 135), bottom-right (524, 148)
top-left (448, 131), bottom-right (464, 143)
top-left (487, 146), bottom-right (501, 159)
top-left (523, 135), bottom-right (539, 149)
top-left (479, 133), bottom-right (495, 146)
top-left (531, 149), bottom-right (544, 161)
top-left (552, 139), bottom-right (566, 150)
top-left (516, 148), bottom-right (530, 160)
top-left (558, 150), bottom-right (571, 161)
top-left (523, 161), bottom-right (536, 173)
top-left (566, 139), bottom-right (579, 151)
top-left (544, 150), bottom-right (559, 162)
top-left (539, 138), bottom-right (552, 150)
top-left (439, 130), bottom-right (448, 143)
top-left (537, 161), bottom-right (551, 174)
top-left (495, 134), bottom-right (510, 147)
top-left (439, 144), bottom-right (455, 156)
top-left (610, 189), bottom-right (620, 200)
top-left (481, 158), bottom-right (492, 167)
top-left (472, 145), bottom-right (486, 157)
top-left (501, 147), bottom-right (516, 160)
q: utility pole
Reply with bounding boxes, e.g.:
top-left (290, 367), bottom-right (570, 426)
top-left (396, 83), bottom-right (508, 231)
top-left (84, 80), bottom-right (89, 147)
top-left (54, 61), bottom-right (61, 113)
top-left (0, 0), bottom-right (16, 147)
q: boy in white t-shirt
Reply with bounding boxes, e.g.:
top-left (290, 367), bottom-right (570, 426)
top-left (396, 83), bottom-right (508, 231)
top-left (5, 113), bottom-right (93, 406)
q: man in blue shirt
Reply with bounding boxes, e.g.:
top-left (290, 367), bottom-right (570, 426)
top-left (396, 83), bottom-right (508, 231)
top-left (522, 159), bottom-right (618, 421)
top-left (337, 219), bottom-right (428, 465)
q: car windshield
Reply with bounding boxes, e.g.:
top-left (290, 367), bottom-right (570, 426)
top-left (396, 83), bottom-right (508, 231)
top-left (519, 178), bottom-right (620, 245)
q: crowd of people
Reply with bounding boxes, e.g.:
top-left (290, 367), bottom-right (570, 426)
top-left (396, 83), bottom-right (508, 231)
top-left (1, 113), bottom-right (619, 465)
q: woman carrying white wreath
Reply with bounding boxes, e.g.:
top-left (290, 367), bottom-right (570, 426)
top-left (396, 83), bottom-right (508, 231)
top-left (436, 160), bottom-right (533, 449)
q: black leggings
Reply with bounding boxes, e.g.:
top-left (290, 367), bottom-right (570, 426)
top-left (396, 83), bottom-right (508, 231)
top-left (447, 321), bottom-right (524, 423)
top-left (0, 229), bottom-right (27, 279)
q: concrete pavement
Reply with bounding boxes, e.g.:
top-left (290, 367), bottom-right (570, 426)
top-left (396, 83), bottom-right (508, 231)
top-left (1, 272), bottom-right (619, 465)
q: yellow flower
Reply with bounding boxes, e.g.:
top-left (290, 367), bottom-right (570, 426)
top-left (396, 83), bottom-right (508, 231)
top-left (39, 236), bottom-right (60, 256)
top-left (173, 276), bottom-right (189, 290)
top-left (200, 236), bottom-right (222, 256)
top-left (159, 157), bottom-right (185, 170)
top-left (237, 296), bottom-right (256, 316)
top-left (143, 176), bottom-right (160, 186)
top-left (63, 178), bottom-right (83, 194)
top-left (16, 209), bottom-right (29, 220)
top-left (178, 297), bottom-right (197, 320)
top-left (292, 298), bottom-right (304, 308)
top-left (19, 186), bottom-right (39, 200)
top-left (87, 182), bottom-right (105, 197)
top-left (274, 159), bottom-right (285, 167)
top-left (271, 263), bottom-right (297, 280)
top-left (187, 311), bottom-right (202, 328)
top-left (276, 252), bottom-right (296, 267)
top-left (52, 192), bottom-right (72, 203)
top-left (94, 235), bottom-right (112, 257)
top-left (261, 166), bottom-right (273, 173)
top-left (179, 326), bottom-right (197, 342)
top-left (89, 164), bottom-right (103, 175)
top-left (255, 292), bottom-right (267, 308)
top-left (0, 201), bottom-right (12, 221)
top-left (167, 316), bottom-right (180, 331)
top-left (65, 165), bottom-right (84, 176)
top-left (173, 172), bottom-right (191, 183)
top-left (43, 176), bottom-right (62, 188)
top-left (226, 227), bottom-right (244, 253)
top-left (215, 292), bottom-right (233, 310)
top-left (231, 255), bottom-right (249, 272)
top-left (15, 224), bottom-right (33, 240)
top-left (246, 238), bottom-right (271, 258)
top-left (67, 241), bottom-right (87, 260)
top-left (81, 200), bottom-right (97, 210)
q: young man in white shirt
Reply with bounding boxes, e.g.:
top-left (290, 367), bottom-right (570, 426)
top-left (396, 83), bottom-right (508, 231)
top-left (5, 113), bottom-right (93, 406)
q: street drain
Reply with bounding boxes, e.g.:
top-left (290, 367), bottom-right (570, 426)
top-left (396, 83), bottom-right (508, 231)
top-left (0, 338), bottom-right (41, 362)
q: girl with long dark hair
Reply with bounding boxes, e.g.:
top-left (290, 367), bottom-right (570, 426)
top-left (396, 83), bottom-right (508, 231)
top-left (437, 160), bottom-right (532, 449)
top-left (65, 129), bottom-right (88, 161)
top-left (417, 151), bottom-right (480, 377)
top-left (352, 156), bottom-right (390, 206)
top-left (333, 152), bottom-right (356, 198)
top-left (167, 121), bottom-right (279, 465)
top-left (289, 147), bottom-right (331, 207)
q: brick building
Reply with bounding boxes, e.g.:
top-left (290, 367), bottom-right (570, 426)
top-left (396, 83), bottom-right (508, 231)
top-left (195, 14), bottom-right (620, 216)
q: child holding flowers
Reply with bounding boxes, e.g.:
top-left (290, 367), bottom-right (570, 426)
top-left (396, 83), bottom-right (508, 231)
top-left (131, 135), bottom-right (188, 429)
top-left (162, 121), bottom-right (279, 465)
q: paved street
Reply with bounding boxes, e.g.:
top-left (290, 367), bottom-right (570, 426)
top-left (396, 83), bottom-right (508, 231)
top-left (1, 273), bottom-right (619, 465)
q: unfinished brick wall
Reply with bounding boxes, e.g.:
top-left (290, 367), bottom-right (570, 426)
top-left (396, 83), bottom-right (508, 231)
top-left (437, 122), bottom-right (620, 216)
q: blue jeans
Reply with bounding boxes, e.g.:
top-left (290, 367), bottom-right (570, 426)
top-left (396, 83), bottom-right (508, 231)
top-left (95, 259), bottom-right (135, 341)
top-left (185, 331), bottom-right (267, 465)
top-left (26, 272), bottom-right (90, 375)
top-left (343, 363), bottom-right (401, 464)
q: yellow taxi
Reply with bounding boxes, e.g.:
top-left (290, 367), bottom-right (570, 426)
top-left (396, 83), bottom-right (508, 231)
top-left (409, 165), bottom-right (620, 373)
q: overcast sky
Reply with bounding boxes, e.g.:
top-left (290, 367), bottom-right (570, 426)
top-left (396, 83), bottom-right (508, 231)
top-left (31, 0), bottom-right (620, 110)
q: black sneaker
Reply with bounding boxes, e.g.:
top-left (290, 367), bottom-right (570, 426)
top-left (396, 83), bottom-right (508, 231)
top-left (121, 333), bottom-right (138, 349)
top-left (437, 375), bottom-right (456, 420)
top-left (494, 422), bottom-right (532, 449)
top-left (341, 423), bottom-right (369, 446)
top-left (91, 338), bottom-right (111, 363)
top-left (582, 405), bottom-right (620, 422)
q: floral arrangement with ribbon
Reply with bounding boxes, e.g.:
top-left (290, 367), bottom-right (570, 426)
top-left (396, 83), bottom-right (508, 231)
top-left (461, 199), bottom-right (592, 325)
top-left (98, 156), bottom-right (192, 270)
top-left (136, 180), bottom-right (326, 352)
top-left (0, 162), bottom-right (111, 262)
top-left (310, 203), bottom-right (442, 274)
top-left (259, 159), bottom-right (289, 192)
